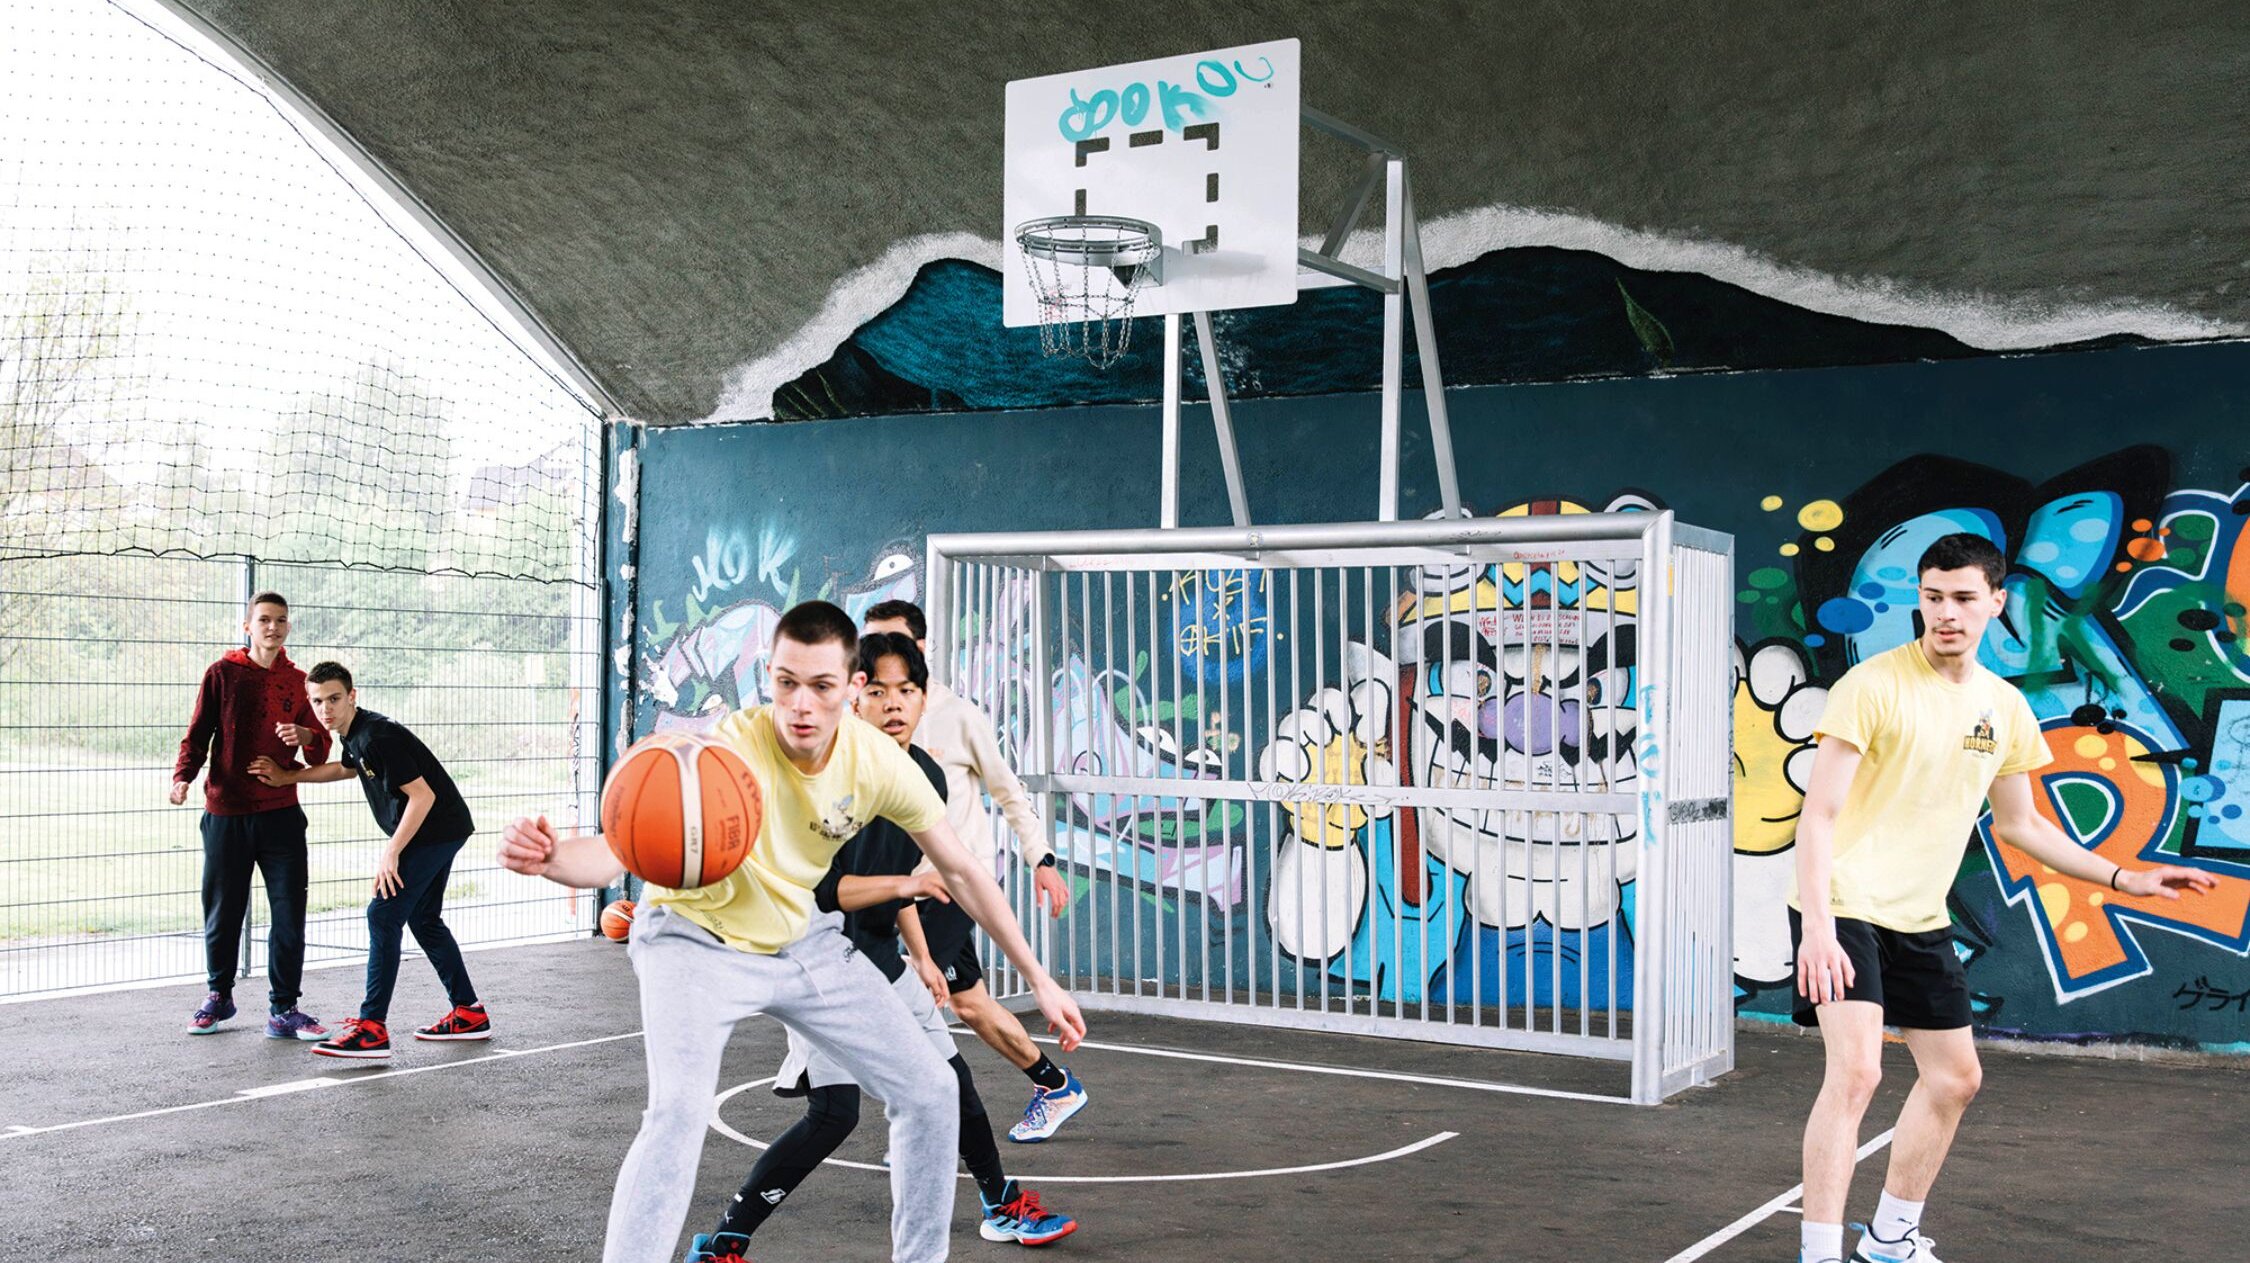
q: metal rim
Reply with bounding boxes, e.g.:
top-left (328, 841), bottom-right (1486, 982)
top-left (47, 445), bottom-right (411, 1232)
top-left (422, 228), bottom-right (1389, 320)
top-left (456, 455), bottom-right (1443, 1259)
top-left (1015, 215), bottom-right (1163, 268)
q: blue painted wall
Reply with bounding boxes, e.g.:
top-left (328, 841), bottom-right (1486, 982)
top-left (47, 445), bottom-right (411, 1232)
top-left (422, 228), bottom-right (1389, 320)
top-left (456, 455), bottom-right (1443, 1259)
top-left (625, 341), bottom-right (2250, 1050)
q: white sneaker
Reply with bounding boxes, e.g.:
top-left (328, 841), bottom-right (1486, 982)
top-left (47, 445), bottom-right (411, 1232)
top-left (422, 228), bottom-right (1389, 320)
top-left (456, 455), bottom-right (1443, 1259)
top-left (1852, 1228), bottom-right (1943, 1262)
top-left (1007, 1068), bottom-right (1089, 1143)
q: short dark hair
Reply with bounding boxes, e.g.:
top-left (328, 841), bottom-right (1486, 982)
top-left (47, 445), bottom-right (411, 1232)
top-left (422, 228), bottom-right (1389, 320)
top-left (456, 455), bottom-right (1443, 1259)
top-left (1917, 533), bottom-right (2006, 590)
top-left (306, 660), bottom-right (354, 691)
top-left (248, 591), bottom-right (289, 611)
top-left (856, 632), bottom-right (928, 689)
top-left (775, 600), bottom-right (858, 657)
top-left (863, 599), bottom-right (927, 641)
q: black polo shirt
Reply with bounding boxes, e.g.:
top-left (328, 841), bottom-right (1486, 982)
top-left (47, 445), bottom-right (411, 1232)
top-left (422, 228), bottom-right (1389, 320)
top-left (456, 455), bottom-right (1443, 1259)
top-left (814, 744), bottom-right (947, 983)
top-left (339, 708), bottom-right (475, 847)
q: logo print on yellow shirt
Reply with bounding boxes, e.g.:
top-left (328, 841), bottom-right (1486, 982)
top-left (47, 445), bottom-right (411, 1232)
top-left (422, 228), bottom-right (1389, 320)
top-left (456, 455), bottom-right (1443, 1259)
top-left (1963, 711), bottom-right (1998, 756)
top-left (814, 793), bottom-right (866, 841)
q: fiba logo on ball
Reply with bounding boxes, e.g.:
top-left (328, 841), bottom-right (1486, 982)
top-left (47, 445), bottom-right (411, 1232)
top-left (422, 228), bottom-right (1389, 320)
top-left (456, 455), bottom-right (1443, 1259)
top-left (601, 733), bottom-right (764, 889)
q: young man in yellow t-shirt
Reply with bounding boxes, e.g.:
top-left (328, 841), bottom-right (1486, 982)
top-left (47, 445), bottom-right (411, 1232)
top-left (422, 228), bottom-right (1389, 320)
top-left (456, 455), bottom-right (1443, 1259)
top-left (498, 601), bottom-right (1086, 1263)
top-left (1790, 534), bottom-right (2216, 1263)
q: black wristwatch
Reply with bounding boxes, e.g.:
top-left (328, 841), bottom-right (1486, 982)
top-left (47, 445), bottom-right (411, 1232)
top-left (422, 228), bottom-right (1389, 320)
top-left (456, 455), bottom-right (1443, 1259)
top-left (1037, 855), bottom-right (1057, 869)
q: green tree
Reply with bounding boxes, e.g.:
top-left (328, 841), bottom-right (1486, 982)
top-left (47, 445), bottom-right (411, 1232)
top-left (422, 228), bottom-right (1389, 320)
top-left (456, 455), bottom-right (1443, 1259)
top-left (0, 238), bottom-right (137, 673)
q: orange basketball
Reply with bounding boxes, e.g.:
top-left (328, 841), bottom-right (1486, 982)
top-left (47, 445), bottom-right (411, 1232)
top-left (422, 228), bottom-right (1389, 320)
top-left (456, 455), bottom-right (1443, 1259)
top-left (600, 898), bottom-right (635, 941)
top-left (600, 732), bottom-right (763, 889)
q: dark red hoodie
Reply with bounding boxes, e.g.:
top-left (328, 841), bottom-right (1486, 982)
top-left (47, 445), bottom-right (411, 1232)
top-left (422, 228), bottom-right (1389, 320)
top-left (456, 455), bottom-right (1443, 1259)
top-left (173, 648), bottom-right (333, 816)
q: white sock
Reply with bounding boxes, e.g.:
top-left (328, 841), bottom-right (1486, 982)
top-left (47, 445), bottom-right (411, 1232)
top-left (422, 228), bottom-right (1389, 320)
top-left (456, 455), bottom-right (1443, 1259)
top-left (1801, 1221), bottom-right (1845, 1262)
top-left (1865, 1190), bottom-right (1925, 1249)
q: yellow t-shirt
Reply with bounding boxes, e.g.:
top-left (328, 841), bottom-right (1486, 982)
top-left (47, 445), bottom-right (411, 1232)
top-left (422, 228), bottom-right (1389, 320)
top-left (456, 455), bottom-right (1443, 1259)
top-left (649, 707), bottom-right (947, 953)
top-left (1788, 641), bottom-right (2052, 933)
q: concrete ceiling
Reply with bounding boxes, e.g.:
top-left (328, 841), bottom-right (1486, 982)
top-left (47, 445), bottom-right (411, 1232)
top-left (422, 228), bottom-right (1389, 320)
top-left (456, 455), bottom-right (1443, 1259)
top-left (178, 0), bottom-right (2250, 422)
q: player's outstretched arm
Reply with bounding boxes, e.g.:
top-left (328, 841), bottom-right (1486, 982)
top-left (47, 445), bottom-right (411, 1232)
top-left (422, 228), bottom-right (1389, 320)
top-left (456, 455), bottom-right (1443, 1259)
top-left (965, 711), bottom-right (1071, 917)
top-left (499, 814), bottom-right (626, 889)
top-left (248, 755), bottom-right (353, 786)
top-left (897, 903), bottom-right (950, 1010)
top-left (832, 870), bottom-right (950, 913)
top-left (1988, 774), bottom-right (2220, 898)
top-left (910, 819), bottom-right (1086, 1049)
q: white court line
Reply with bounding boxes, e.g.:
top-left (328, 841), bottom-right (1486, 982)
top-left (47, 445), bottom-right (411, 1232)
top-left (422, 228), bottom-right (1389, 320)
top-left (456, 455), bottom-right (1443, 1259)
top-left (235, 1077), bottom-right (349, 1099)
top-left (710, 1078), bottom-right (1460, 1184)
top-left (1014, 1031), bottom-right (1633, 1105)
top-left (1, 1030), bottom-right (644, 1140)
top-left (1660, 1128), bottom-right (1896, 1263)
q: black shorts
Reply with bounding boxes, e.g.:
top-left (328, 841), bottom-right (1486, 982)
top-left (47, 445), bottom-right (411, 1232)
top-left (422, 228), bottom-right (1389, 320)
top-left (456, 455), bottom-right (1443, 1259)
top-left (1788, 910), bottom-right (1972, 1031)
top-left (919, 900), bottom-right (982, 994)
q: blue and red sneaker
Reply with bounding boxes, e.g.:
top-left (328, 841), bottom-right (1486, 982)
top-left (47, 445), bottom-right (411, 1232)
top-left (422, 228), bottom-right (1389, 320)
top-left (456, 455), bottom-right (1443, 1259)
top-left (681, 1231), bottom-right (753, 1262)
top-left (979, 1179), bottom-right (1078, 1246)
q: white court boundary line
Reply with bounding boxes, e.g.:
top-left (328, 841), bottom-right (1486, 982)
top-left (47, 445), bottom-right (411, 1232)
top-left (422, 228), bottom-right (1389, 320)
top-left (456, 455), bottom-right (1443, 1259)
top-left (1017, 1031), bottom-right (1634, 1105)
top-left (710, 1078), bottom-right (1460, 1184)
top-left (0, 1030), bottom-right (645, 1140)
top-left (1660, 1128), bottom-right (1896, 1263)
top-left (4, 1023), bottom-right (1616, 1149)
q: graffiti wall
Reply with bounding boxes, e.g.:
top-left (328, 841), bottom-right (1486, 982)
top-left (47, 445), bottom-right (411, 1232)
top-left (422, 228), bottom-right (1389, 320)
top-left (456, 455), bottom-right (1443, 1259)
top-left (1729, 448), bottom-right (2250, 1041)
top-left (629, 340), bottom-right (2250, 1049)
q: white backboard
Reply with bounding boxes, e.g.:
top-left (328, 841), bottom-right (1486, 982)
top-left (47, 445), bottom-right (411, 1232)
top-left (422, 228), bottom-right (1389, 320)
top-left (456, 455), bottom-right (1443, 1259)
top-left (1003, 39), bottom-right (1302, 326)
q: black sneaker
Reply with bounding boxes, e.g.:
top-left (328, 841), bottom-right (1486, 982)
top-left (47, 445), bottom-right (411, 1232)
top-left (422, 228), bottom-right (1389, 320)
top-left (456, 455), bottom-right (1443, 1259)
top-left (311, 1018), bottom-right (392, 1061)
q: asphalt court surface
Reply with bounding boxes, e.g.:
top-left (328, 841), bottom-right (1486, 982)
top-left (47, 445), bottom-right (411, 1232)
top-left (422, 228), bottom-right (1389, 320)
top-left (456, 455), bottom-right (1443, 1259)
top-left (5, 938), bottom-right (2242, 1261)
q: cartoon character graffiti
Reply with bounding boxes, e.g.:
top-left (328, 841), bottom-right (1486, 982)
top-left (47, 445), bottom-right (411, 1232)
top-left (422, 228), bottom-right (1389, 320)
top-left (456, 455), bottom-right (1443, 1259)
top-left (1263, 494), bottom-right (1654, 1006)
top-left (1049, 656), bottom-right (1245, 904)
top-left (1732, 639), bottom-right (1826, 996)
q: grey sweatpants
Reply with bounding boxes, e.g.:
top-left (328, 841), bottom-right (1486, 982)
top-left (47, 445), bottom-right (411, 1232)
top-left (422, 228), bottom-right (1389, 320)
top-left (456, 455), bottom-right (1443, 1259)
top-left (606, 904), bottom-right (960, 1263)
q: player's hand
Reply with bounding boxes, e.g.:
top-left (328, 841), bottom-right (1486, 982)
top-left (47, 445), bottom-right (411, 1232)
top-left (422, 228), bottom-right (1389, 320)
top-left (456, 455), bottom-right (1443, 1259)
top-left (914, 956), bottom-right (950, 1010)
top-left (499, 815), bottom-right (557, 877)
top-left (373, 849), bottom-right (404, 899)
top-left (168, 780), bottom-right (190, 806)
top-left (1033, 978), bottom-right (1087, 1052)
top-left (275, 722), bottom-right (316, 748)
top-left (2117, 864), bottom-right (2219, 899)
top-left (1795, 925), bottom-right (1856, 1005)
top-left (1033, 864), bottom-right (1070, 918)
top-left (900, 870), bottom-right (952, 904)
top-left (246, 756), bottom-right (292, 787)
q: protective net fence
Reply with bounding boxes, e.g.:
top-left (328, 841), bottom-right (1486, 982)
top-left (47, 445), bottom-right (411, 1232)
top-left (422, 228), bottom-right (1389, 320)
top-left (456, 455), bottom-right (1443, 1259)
top-left (1, 0), bottom-right (606, 997)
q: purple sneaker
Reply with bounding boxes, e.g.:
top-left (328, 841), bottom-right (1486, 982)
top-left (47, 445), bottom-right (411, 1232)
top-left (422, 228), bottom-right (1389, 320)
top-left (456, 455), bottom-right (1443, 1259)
top-left (266, 1008), bottom-right (328, 1041)
top-left (188, 991), bottom-right (236, 1034)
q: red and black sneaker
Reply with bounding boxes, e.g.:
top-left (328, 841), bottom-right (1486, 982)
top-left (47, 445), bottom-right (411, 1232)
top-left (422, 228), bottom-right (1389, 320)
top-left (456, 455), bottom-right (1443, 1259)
top-left (414, 1002), bottom-right (492, 1042)
top-left (311, 1018), bottom-right (392, 1061)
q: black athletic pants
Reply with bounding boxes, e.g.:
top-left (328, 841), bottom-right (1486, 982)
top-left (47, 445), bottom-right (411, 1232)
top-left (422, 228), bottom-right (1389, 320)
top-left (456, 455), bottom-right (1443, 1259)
top-left (200, 806), bottom-right (309, 1013)
top-left (361, 836), bottom-right (477, 1024)
top-left (716, 1055), bottom-right (1009, 1239)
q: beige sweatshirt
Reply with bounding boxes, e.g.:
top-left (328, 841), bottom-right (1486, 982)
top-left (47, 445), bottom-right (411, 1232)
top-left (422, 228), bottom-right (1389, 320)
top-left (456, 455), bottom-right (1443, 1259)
top-left (913, 680), bottom-right (1051, 870)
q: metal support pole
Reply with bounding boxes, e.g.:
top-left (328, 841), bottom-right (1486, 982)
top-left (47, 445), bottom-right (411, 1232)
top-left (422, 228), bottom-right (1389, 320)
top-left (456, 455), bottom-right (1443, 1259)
top-left (1161, 312), bottom-right (1183, 529)
top-left (1378, 159), bottom-right (1405, 522)
top-left (1630, 512), bottom-right (1676, 1105)
top-left (924, 543), bottom-right (955, 690)
top-left (1322, 152), bottom-right (1388, 257)
top-left (238, 555), bottom-right (256, 984)
top-left (1400, 167), bottom-right (1462, 519)
top-left (1192, 311), bottom-right (1252, 528)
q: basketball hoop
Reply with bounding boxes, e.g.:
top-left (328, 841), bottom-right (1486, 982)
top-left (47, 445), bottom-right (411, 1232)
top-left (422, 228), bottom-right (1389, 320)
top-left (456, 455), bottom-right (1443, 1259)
top-left (1015, 215), bottom-right (1163, 368)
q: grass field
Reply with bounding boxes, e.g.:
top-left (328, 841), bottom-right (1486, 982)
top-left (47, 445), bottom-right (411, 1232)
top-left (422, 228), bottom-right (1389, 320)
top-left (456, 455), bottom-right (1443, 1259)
top-left (0, 748), bottom-right (595, 944)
